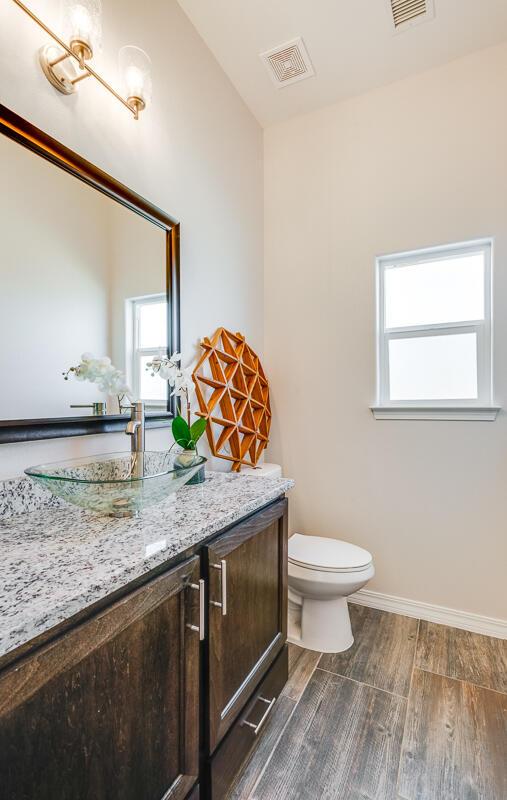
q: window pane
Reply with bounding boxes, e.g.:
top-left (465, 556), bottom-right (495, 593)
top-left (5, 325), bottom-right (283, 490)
top-left (140, 355), bottom-right (167, 402)
top-left (388, 333), bottom-right (478, 401)
top-left (138, 301), bottom-right (167, 348)
top-left (384, 254), bottom-right (485, 328)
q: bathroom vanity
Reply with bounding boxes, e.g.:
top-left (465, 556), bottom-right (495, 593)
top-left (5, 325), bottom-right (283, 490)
top-left (0, 473), bottom-right (293, 800)
top-left (0, 103), bottom-right (289, 799)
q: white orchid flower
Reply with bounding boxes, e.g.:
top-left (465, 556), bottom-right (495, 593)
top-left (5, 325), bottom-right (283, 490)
top-left (170, 367), bottom-right (195, 398)
top-left (64, 355), bottom-right (133, 399)
top-left (147, 354), bottom-right (195, 401)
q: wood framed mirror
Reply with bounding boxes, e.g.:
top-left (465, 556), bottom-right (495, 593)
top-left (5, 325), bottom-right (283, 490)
top-left (0, 104), bottom-right (180, 444)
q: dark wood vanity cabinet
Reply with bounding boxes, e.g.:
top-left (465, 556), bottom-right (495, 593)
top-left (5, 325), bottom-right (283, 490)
top-left (206, 498), bottom-right (288, 753)
top-left (0, 497), bottom-right (289, 800)
top-left (0, 557), bottom-right (201, 800)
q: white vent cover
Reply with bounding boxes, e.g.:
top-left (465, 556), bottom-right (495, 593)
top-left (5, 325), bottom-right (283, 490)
top-left (388, 0), bottom-right (435, 31)
top-left (260, 38), bottom-right (315, 88)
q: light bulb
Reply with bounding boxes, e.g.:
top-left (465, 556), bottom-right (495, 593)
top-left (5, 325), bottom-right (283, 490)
top-left (125, 66), bottom-right (144, 99)
top-left (61, 0), bottom-right (102, 57)
top-left (70, 5), bottom-right (92, 42)
top-left (119, 46), bottom-right (152, 114)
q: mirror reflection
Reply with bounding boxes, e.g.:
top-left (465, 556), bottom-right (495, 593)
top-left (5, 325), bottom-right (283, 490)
top-left (0, 133), bottom-right (168, 421)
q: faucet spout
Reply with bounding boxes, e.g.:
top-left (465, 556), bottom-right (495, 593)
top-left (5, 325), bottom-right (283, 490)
top-left (125, 401), bottom-right (145, 454)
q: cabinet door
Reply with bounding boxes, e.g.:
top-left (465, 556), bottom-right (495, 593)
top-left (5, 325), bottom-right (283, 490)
top-left (206, 498), bottom-right (288, 752)
top-left (0, 557), bottom-right (201, 800)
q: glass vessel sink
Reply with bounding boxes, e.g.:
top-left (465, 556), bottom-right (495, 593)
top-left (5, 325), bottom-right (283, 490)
top-left (25, 451), bottom-right (207, 517)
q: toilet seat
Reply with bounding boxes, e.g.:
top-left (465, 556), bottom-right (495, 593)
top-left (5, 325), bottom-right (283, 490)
top-left (288, 533), bottom-right (372, 574)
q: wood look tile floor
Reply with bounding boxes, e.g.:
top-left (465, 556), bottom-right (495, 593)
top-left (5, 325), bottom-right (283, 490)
top-left (226, 605), bottom-right (507, 800)
top-left (319, 603), bottom-right (419, 697)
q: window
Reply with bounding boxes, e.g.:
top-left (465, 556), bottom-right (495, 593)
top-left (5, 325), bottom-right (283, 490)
top-left (373, 240), bottom-right (497, 420)
top-left (126, 294), bottom-right (168, 406)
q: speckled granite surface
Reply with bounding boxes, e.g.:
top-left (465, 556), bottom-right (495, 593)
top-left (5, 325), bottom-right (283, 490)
top-left (0, 472), bottom-right (293, 662)
top-left (0, 476), bottom-right (66, 518)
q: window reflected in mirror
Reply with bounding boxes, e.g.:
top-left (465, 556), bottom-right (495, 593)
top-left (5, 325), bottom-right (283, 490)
top-left (127, 295), bottom-right (168, 405)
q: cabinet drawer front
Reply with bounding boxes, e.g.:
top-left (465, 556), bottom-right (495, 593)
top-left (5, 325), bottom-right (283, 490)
top-left (207, 499), bottom-right (288, 751)
top-left (210, 645), bottom-right (288, 800)
top-left (0, 558), bottom-right (201, 800)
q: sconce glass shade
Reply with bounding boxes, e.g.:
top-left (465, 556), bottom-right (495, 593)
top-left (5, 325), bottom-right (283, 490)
top-left (61, 0), bottom-right (102, 56)
top-left (119, 46), bottom-right (152, 108)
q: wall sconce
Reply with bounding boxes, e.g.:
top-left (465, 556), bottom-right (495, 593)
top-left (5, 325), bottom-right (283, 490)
top-left (12, 0), bottom-right (152, 120)
top-left (119, 46), bottom-right (152, 120)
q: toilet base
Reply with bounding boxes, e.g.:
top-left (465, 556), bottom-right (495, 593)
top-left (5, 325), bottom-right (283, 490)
top-left (288, 596), bottom-right (354, 653)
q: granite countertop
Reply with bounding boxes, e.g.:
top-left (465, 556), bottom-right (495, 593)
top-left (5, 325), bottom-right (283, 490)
top-left (0, 472), bottom-right (294, 664)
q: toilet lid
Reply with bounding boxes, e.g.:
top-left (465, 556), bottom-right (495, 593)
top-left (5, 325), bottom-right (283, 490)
top-left (288, 534), bottom-right (372, 573)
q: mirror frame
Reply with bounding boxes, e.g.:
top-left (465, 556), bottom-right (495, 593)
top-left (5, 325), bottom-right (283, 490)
top-left (0, 103), bottom-right (180, 444)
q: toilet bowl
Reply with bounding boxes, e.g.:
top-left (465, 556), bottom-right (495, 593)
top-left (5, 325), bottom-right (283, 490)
top-left (288, 534), bottom-right (374, 653)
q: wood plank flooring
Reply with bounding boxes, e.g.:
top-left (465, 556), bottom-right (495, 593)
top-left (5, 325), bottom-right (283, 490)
top-left (415, 620), bottom-right (507, 693)
top-left (319, 604), bottom-right (418, 697)
top-left (252, 670), bottom-right (406, 800)
top-left (226, 605), bottom-right (507, 800)
top-left (399, 668), bottom-right (507, 800)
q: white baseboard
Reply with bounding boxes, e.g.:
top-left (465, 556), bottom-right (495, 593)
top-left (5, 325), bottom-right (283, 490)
top-left (350, 589), bottom-right (507, 640)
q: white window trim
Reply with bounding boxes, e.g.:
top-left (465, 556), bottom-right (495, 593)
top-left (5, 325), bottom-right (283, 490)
top-left (370, 406), bottom-right (500, 421)
top-left (126, 293), bottom-right (168, 408)
top-left (372, 238), bottom-right (499, 421)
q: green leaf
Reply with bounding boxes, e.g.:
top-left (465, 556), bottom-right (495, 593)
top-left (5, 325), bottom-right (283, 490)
top-left (172, 415), bottom-right (192, 448)
top-left (190, 417), bottom-right (207, 443)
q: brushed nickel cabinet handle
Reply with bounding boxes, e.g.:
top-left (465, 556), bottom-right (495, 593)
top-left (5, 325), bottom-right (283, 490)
top-left (242, 696), bottom-right (276, 736)
top-left (210, 559), bottom-right (227, 616)
top-left (186, 579), bottom-right (205, 640)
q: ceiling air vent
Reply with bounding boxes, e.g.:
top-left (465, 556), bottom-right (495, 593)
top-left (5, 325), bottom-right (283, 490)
top-left (389, 0), bottom-right (435, 31)
top-left (260, 38), bottom-right (315, 89)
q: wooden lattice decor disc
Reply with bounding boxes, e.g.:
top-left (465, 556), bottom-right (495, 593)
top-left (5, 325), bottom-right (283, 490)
top-left (192, 328), bottom-right (271, 472)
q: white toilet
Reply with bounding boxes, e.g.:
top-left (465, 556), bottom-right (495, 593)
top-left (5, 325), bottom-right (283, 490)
top-left (288, 534), bottom-right (374, 653)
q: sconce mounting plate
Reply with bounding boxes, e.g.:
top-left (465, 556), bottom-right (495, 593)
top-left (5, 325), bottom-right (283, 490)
top-left (39, 45), bottom-right (79, 95)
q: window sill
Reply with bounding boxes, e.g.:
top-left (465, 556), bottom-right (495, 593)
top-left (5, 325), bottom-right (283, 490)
top-left (370, 406), bottom-right (501, 421)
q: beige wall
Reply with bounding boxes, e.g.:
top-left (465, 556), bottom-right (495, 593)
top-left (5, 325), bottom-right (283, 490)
top-left (0, 134), bottom-right (112, 419)
top-left (0, 0), bottom-right (262, 477)
top-left (265, 43), bottom-right (507, 621)
top-left (108, 201), bottom-right (166, 392)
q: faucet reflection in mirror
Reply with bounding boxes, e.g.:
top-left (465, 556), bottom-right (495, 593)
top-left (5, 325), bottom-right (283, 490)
top-left (12, 0), bottom-right (152, 120)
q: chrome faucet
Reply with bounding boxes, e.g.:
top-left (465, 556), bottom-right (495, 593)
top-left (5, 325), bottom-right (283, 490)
top-left (125, 401), bottom-right (145, 454)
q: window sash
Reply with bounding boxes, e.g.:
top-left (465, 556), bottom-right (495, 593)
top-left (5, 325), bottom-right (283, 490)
top-left (127, 294), bottom-right (168, 407)
top-left (376, 240), bottom-right (492, 407)
top-left (135, 350), bottom-right (168, 407)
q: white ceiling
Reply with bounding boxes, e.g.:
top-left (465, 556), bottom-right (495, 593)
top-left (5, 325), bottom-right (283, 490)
top-left (177, 0), bottom-right (507, 126)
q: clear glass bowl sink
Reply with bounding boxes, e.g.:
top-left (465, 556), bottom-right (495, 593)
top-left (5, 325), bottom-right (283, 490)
top-left (25, 451), bottom-right (207, 517)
